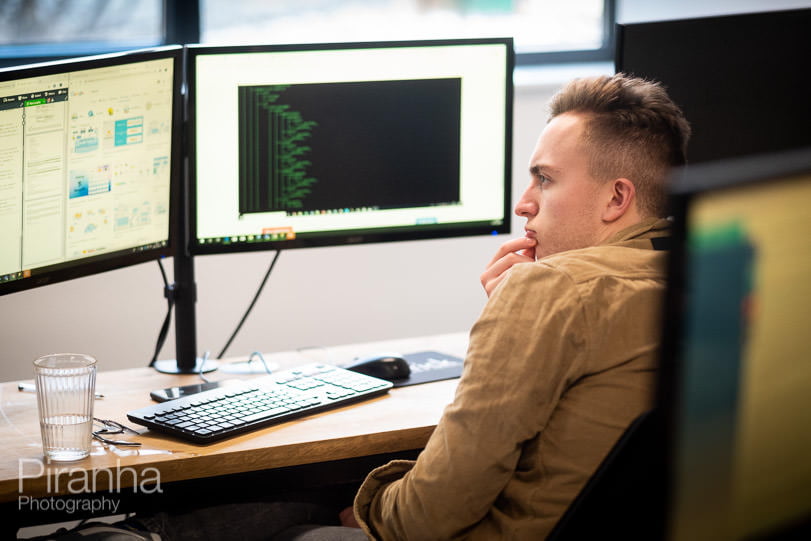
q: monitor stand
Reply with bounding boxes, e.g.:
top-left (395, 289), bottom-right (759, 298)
top-left (152, 357), bottom-right (218, 375)
top-left (152, 249), bottom-right (217, 375)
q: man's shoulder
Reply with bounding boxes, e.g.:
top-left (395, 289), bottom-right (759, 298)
top-left (520, 242), bottom-right (667, 286)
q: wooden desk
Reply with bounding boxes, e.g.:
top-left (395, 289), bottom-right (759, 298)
top-left (2, 333), bottom-right (466, 527)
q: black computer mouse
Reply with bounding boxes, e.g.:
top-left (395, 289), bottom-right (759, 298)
top-left (346, 355), bottom-right (411, 382)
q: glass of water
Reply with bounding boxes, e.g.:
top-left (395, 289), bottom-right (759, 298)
top-left (34, 353), bottom-right (97, 462)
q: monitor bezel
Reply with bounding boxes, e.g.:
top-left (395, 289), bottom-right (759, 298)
top-left (0, 45), bottom-right (183, 296)
top-left (657, 146), bottom-right (811, 538)
top-left (185, 37), bottom-right (514, 256)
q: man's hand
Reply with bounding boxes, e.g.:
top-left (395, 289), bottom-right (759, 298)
top-left (339, 506), bottom-right (361, 528)
top-left (480, 237), bottom-right (537, 297)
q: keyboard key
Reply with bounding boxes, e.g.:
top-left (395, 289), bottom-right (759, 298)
top-left (243, 406), bottom-right (291, 423)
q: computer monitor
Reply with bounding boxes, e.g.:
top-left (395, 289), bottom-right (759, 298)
top-left (615, 8), bottom-right (811, 164)
top-left (168, 38), bottom-right (514, 372)
top-left (659, 147), bottom-right (811, 540)
top-left (0, 46), bottom-right (182, 296)
top-left (188, 38), bottom-right (513, 253)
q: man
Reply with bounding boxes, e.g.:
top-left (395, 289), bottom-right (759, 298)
top-left (348, 73), bottom-right (690, 539)
top-left (30, 74), bottom-right (688, 541)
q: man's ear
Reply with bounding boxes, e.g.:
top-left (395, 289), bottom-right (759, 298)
top-left (602, 178), bottom-right (636, 222)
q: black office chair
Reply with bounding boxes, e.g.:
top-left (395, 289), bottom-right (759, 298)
top-left (546, 409), bottom-right (666, 540)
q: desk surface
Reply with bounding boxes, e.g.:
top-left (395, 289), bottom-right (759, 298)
top-left (1, 333), bottom-right (466, 503)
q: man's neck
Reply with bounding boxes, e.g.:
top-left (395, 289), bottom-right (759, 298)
top-left (596, 207), bottom-right (645, 244)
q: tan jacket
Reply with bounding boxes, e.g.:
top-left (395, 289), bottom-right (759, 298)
top-left (354, 218), bottom-right (671, 540)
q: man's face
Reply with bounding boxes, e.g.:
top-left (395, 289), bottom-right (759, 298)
top-left (516, 112), bottom-right (611, 260)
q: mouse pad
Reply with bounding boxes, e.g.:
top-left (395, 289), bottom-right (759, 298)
top-left (394, 351), bottom-right (465, 388)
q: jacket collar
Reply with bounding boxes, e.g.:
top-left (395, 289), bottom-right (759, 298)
top-left (600, 217), bottom-right (672, 248)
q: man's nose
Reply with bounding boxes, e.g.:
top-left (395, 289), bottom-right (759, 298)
top-left (514, 188), bottom-right (537, 217)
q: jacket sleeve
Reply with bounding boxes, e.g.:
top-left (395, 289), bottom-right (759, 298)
top-left (354, 263), bottom-right (589, 540)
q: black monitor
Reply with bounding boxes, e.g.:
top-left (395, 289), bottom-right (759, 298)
top-left (0, 46), bottom-right (182, 296)
top-left (659, 147), bottom-right (811, 540)
top-left (615, 8), bottom-right (811, 164)
top-left (168, 38), bottom-right (514, 372)
top-left (188, 38), bottom-right (513, 253)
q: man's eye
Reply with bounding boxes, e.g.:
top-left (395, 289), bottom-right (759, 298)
top-left (538, 175), bottom-right (551, 185)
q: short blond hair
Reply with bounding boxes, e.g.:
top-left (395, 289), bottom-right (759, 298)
top-left (549, 74), bottom-right (691, 217)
